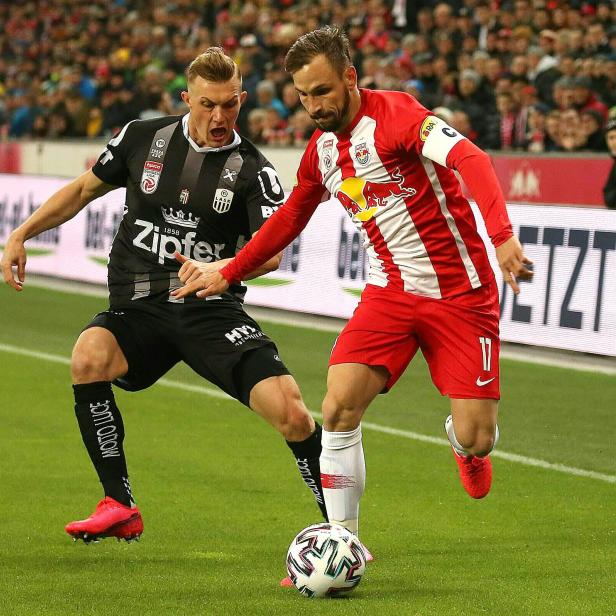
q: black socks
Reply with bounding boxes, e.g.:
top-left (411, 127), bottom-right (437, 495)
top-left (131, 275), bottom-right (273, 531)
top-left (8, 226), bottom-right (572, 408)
top-left (73, 381), bottom-right (134, 507)
top-left (287, 423), bottom-right (328, 520)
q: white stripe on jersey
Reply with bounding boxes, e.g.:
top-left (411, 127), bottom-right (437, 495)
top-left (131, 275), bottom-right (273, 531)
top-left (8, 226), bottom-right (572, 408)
top-left (318, 125), bottom-right (389, 288)
top-left (108, 119), bottom-right (138, 147)
top-left (349, 117), bottom-right (440, 296)
top-left (420, 157), bottom-right (481, 289)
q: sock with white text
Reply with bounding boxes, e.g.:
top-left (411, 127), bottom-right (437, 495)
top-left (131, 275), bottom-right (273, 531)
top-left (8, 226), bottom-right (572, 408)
top-left (287, 423), bottom-right (328, 520)
top-left (320, 426), bottom-right (365, 535)
top-left (73, 382), bottom-right (134, 507)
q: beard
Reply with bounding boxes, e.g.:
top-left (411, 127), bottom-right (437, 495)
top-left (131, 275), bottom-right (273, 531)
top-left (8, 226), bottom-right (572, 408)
top-left (312, 88), bottom-right (352, 133)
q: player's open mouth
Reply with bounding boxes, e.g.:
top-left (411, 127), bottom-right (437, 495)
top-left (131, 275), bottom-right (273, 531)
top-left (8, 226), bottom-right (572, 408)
top-left (210, 127), bottom-right (227, 140)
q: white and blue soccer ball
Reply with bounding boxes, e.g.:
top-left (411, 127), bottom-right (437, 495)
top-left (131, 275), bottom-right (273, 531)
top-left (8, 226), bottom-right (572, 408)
top-left (286, 523), bottom-right (367, 598)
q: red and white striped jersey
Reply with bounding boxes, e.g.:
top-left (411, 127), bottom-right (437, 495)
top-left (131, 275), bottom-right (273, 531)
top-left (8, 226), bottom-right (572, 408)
top-left (223, 89), bottom-right (512, 298)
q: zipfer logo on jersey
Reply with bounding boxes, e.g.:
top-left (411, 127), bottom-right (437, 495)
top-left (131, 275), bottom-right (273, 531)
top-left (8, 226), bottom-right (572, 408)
top-left (132, 219), bottom-right (224, 264)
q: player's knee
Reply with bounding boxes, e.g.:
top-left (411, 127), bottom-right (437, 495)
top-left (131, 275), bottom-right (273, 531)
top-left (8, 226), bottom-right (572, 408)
top-left (321, 394), bottom-right (361, 432)
top-left (71, 342), bottom-right (117, 383)
top-left (278, 400), bottom-right (314, 441)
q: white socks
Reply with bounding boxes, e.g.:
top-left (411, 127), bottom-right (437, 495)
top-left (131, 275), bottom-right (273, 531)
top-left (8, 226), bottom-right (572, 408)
top-left (445, 414), bottom-right (500, 457)
top-left (320, 426), bottom-right (365, 535)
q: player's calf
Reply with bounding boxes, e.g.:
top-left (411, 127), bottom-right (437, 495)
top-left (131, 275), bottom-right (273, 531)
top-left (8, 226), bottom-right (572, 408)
top-left (445, 414), bottom-right (499, 500)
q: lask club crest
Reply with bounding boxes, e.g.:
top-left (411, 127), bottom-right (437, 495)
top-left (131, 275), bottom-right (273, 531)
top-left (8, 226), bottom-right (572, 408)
top-left (354, 142), bottom-right (371, 166)
top-left (141, 160), bottom-right (163, 194)
top-left (212, 188), bottom-right (234, 213)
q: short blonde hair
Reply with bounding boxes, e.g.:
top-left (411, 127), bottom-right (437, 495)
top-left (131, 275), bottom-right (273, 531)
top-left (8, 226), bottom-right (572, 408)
top-left (186, 47), bottom-right (241, 84)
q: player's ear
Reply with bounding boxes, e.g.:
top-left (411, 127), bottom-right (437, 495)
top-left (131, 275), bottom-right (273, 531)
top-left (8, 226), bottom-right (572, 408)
top-left (344, 66), bottom-right (357, 90)
top-left (180, 90), bottom-right (190, 107)
top-left (240, 90), bottom-right (248, 105)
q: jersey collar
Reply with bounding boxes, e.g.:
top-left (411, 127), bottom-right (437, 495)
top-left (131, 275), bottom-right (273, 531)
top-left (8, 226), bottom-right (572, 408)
top-left (182, 114), bottom-right (241, 153)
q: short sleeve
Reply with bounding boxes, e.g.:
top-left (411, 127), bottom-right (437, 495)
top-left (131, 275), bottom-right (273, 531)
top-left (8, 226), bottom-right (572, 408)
top-left (91, 120), bottom-right (137, 187)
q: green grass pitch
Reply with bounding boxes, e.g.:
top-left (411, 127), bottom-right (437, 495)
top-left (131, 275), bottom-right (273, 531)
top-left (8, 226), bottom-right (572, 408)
top-left (0, 284), bottom-right (614, 615)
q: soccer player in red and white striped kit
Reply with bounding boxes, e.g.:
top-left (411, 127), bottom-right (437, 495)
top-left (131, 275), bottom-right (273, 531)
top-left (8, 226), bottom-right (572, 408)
top-left (174, 27), bottom-right (533, 538)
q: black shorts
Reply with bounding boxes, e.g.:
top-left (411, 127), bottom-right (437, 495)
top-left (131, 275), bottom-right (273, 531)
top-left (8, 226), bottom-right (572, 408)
top-left (83, 300), bottom-right (290, 406)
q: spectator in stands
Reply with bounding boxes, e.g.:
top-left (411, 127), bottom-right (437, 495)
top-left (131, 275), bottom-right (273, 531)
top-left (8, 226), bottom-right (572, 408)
top-left (86, 107), bottom-right (104, 139)
top-left (412, 53), bottom-right (441, 109)
top-left (581, 109), bottom-right (608, 152)
top-left (455, 68), bottom-right (495, 140)
top-left (558, 108), bottom-right (588, 152)
top-left (545, 109), bottom-right (562, 149)
top-left (449, 109), bottom-right (478, 142)
top-left (525, 104), bottom-right (554, 152)
top-left (8, 91), bottom-right (37, 138)
top-left (473, 2), bottom-right (496, 51)
top-left (64, 91), bottom-right (90, 137)
top-left (496, 91), bottom-right (524, 150)
top-left (281, 81), bottom-right (301, 116)
top-left (603, 118), bottom-right (616, 209)
top-left (246, 108), bottom-right (268, 145)
top-left (255, 79), bottom-right (288, 120)
top-left (572, 75), bottom-right (609, 120)
top-left (287, 108), bottom-right (315, 146)
top-left (553, 76), bottom-right (577, 111)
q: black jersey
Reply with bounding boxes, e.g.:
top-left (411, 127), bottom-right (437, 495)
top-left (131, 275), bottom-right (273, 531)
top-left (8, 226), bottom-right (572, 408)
top-left (91, 114), bottom-right (285, 306)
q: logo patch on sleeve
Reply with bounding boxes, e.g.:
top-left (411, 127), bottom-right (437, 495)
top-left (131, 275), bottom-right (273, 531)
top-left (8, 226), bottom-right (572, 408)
top-left (420, 116), bottom-right (439, 142)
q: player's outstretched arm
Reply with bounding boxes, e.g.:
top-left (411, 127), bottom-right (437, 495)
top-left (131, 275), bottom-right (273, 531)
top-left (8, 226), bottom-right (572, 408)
top-left (446, 139), bottom-right (533, 294)
top-left (494, 235), bottom-right (533, 295)
top-left (0, 169), bottom-right (116, 291)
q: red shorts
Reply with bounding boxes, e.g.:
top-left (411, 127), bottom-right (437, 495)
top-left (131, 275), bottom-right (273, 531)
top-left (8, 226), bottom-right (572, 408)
top-left (329, 283), bottom-right (501, 399)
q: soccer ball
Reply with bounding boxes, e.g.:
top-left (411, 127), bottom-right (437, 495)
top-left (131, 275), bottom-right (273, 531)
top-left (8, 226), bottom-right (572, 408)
top-left (286, 523), bottom-right (367, 598)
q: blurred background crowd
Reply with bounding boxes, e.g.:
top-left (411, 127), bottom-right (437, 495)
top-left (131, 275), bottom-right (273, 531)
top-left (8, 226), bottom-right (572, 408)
top-left (1, 0), bottom-right (616, 153)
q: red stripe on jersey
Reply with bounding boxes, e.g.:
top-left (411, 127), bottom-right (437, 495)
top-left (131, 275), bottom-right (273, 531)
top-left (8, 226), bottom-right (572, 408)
top-left (362, 217), bottom-right (404, 289)
top-left (321, 474), bottom-right (357, 489)
top-left (393, 157), bottom-right (475, 295)
top-left (433, 163), bottom-right (494, 285)
top-left (336, 138), bottom-right (404, 290)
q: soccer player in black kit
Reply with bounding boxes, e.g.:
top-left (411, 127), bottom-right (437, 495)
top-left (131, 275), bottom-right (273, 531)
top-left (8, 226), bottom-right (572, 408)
top-left (1, 48), bottom-right (327, 543)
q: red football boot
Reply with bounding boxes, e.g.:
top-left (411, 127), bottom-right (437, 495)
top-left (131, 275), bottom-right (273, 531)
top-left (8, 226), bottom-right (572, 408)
top-left (452, 450), bottom-right (492, 499)
top-left (65, 497), bottom-right (143, 543)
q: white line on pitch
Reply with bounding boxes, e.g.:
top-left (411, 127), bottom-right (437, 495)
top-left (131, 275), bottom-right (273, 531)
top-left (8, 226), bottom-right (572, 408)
top-left (1, 342), bottom-right (614, 485)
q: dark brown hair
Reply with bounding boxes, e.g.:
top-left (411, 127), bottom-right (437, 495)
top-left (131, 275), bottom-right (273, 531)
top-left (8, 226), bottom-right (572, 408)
top-left (186, 47), bottom-right (241, 84)
top-left (284, 26), bottom-right (352, 75)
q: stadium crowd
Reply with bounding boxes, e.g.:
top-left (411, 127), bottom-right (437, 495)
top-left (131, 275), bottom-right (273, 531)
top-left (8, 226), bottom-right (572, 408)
top-left (1, 0), bottom-right (616, 152)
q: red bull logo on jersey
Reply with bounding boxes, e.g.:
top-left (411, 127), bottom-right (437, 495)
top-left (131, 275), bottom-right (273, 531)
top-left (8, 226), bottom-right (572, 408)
top-left (354, 142), bottom-right (371, 166)
top-left (336, 168), bottom-right (417, 222)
